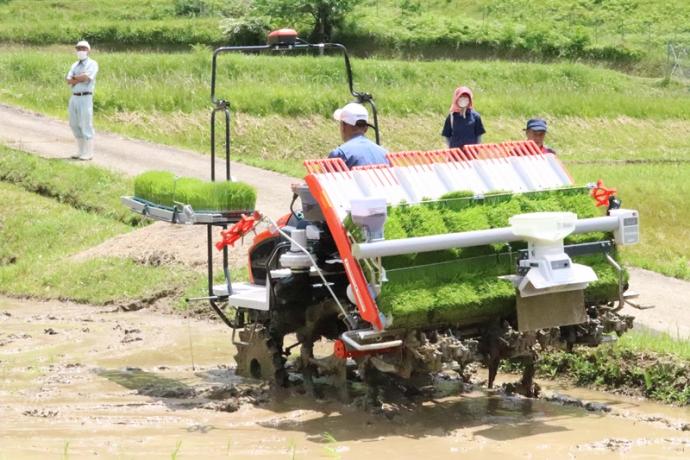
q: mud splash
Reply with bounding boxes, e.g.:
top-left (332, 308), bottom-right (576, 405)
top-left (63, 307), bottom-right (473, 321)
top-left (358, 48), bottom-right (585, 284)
top-left (1, 296), bottom-right (688, 459)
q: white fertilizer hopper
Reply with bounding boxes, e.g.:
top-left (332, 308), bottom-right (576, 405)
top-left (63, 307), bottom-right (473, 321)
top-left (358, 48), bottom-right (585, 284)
top-left (350, 197), bottom-right (388, 242)
top-left (510, 212), bottom-right (598, 298)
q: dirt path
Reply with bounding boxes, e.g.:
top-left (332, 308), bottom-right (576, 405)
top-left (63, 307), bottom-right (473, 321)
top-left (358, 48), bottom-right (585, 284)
top-left (0, 104), bottom-right (296, 219)
top-left (1, 296), bottom-right (689, 459)
top-left (2, 103), bottom-right (690, 337)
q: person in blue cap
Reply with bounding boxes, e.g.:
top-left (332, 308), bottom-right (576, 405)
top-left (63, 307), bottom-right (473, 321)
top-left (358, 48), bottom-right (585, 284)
top-left (328, 102), bottom-right (388, 169)
top-left (525, 118), bottom-right (556, 154)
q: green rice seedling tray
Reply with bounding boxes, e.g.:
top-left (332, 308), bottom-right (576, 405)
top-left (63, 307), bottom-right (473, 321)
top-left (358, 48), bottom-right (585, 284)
top-left (350, 187), bottom-right (626, 329)
top-left (124, 171), bottom-right (257, 224)
top-left (133, 171), bottom-right (256, 211)
top-left (120, 196), bottom-right (249, 224)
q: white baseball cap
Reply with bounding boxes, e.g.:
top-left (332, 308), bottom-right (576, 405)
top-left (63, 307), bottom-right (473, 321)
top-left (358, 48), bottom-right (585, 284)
top-left (333, 102), bottom-right (369, 126)
top-left (75, 40), bottom-right (91, 50)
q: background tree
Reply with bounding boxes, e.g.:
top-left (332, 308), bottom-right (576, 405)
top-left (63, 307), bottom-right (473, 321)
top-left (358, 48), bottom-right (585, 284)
top-left (254, 0), bottom-right (362, 42)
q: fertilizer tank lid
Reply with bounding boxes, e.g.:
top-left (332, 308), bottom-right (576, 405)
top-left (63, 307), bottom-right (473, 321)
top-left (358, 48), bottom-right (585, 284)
top-left (267, 28), bottom-right (299, 46)
top-left (510, 212), bottom-right (577, 242)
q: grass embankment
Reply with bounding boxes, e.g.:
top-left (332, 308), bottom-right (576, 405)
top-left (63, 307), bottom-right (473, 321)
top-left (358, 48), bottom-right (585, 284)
top-left (351, 0), bottom-right (690, 71)
top-left (2, 48), bottom-right (690, 172)
top-left (0, 0), bottom-right (225, 47)
top-left (2, 49), bottom-right (688, 279)
top-left (2, 0), bottom-right (689, 72)
top-left (0, 145), bottom-right (199, 304)
top-left (571, 164), bottom-right (690, 280)
top-left (0, 147), bottom-right (141, 225)
top-left (534, 330), bottom-right (690, 405)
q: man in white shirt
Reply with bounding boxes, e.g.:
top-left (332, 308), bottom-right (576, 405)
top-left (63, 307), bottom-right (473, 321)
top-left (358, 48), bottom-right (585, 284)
top-left (66, 40), bottom-right (99, 160)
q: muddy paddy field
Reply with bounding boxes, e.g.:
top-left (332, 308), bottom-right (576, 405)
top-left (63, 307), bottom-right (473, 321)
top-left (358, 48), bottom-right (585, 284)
top-left (1, 296), bottom-right (688, 459)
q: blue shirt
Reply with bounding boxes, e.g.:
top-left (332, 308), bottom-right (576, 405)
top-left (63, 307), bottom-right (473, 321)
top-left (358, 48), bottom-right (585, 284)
top-left (441, 110), bottom-right (486, 148)
top-left (328, 134), bottom-right (388, 169)
top-left (66, 58), bottom-right (99, 94)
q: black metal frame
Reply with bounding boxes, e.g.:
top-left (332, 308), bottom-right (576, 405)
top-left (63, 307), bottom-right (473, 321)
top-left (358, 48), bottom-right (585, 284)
top-left (206, 35), bottom-right (380, 327)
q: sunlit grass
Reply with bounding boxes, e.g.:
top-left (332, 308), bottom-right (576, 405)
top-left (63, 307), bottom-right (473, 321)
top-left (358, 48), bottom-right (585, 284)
top-left (0, 182), bottom-right (195, 303)
top-left (571, 163), bottom-right (690, 280)
top-left (617, 329), bottom-right (690, 360)
top-left (1, 48), bottom-right (689, 119)
top-left (0, 144), bottom-right (141, 225)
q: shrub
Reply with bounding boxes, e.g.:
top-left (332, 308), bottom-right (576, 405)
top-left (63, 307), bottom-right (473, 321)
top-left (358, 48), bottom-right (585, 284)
top-left (220, 16), bottom-right (272, 45)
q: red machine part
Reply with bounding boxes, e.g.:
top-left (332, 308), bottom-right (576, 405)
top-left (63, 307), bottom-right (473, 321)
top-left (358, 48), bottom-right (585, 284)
top-left (333, 339), bottom-right (398, 359)
top-left (334, 339), bottom-right (363, 359)
top-left (215, 211), bottom-right (262, 251)
top-left (267, 28), bottom-right (298, 46)
top-left (246, 212), bottom-right (292, 284)
top-left (591, 179), bottom-right (617, 207)
top-left (304, 159), bottom-right (384, 331)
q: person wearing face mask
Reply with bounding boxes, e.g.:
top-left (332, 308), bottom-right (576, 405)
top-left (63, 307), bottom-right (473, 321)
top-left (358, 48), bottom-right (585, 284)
top-left (441, 86), bottom-right (486, 149)
top-left (66, 40), bottom-right (99, 160)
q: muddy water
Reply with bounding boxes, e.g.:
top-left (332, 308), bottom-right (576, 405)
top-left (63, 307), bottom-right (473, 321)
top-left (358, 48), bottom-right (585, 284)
top-left (1, 297), bottom-right (688, 459)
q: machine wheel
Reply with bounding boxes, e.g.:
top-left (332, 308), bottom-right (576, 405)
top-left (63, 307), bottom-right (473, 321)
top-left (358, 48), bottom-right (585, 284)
top-left (234, 325), bottom-right (287, 386)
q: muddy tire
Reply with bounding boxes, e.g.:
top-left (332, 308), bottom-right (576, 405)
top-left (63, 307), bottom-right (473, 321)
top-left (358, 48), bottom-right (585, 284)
top-left (234, 326), bottom-right (287, 387)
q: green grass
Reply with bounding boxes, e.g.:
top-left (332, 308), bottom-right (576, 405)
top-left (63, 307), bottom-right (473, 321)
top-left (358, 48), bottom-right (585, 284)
top-left (350, 0), bottom-right (690, 70)
top-left (507, 329), bottom-right (690, 405)
top-left (13, 257), bottom-right (191, 305)
top-left (536, 338), bottom-right (690, 405)
top-left (2, 48), bottom-right (690, 176)
top-left (0, 180), bottom-right (194, 304)
top-left (2, 0), bottom-right (689, 73)
top-left (0, 144), bottom-right (141, 225)
top-left (618, 329), bottom-right (690, 361)
top-left (0, 0), bottom-right (226, 47)
top-left (571, 163), bottom-right (690, 280)
top-left (3, 48), bottom-right (689, 119)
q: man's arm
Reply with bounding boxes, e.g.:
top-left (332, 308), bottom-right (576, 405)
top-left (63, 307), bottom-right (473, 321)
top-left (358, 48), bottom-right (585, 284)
top-left (79, 60), bottom-right (98, 82)
top-left (66, 64), bottom-right (76, 86)
top-left (67, 61), bottom-right (98, 85)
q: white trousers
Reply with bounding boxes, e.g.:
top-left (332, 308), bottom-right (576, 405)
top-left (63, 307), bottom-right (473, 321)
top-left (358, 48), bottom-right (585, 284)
top-left (68, 94), bottom-right (94, 140)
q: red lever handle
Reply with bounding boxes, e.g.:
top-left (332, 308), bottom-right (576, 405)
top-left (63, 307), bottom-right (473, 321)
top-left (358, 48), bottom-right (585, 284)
top-left (590, 179), bottom-right (617, 207)
top-left (215, 211), bottom-right (261, 251)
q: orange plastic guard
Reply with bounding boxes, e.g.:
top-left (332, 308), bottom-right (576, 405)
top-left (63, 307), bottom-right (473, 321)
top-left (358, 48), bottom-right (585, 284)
top-left (502, 140), bottom-right (543, 156)
top-left (463, 142), bottom-right (512, 160)
top-left (387, 148), bottom-right (465, 167)
top-left (304, 159), bottom-right (384, 330)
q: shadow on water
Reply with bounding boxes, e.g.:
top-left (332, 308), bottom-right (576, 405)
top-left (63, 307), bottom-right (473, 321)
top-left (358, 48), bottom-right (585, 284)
top-left (95, 366), bottom-right (606, 443)
top-left (95, 368), bottom-right (196, 402)
top-left (258, 390), bottom-right (595, 443)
